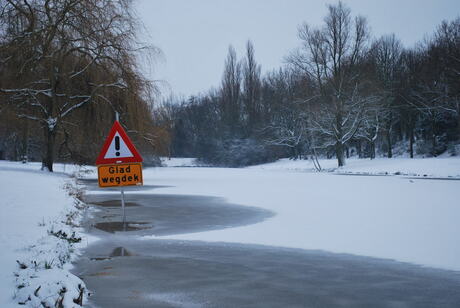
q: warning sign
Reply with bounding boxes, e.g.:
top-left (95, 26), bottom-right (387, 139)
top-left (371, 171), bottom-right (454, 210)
top-left (96, 120), bottom-right (143, 188)
top-left (98, 163), bottom-right (143, 187)
top-left (96, 121), bottom-right (143, 165)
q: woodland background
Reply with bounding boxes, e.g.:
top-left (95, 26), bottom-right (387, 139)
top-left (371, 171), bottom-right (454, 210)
top-left (1, 1), bottom-right (459, 170)
top-left (160, 3), bottom-right (460, 168)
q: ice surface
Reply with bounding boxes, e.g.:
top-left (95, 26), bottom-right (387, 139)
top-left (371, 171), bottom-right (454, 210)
top-left (140, 158), bottom-right (460, 270)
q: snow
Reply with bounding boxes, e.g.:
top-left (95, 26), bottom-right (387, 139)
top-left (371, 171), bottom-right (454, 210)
top-left (0, 161), bottom-right (91, 307)
top-left (2, 156), bottom-right (459, 306)
top-left (140, 157), bottom-right (460, 271)
top-left (46, 117), bottom-right (57, 131)
top-left (160, 157), bottom-right (199, 167)
top-left (249, 157), bottom-right (460, 178)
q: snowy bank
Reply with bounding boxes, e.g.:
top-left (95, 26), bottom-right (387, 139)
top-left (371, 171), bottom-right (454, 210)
top-left (160, 157), bottom-right (199, 167)
top-left (249, 157), bottom-right (460, 178)
top-left (0, 161), bottom-right (91, 307)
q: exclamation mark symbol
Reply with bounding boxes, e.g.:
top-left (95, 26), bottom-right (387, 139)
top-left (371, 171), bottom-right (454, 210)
top-left (115, 136), bottom-right (120, 156)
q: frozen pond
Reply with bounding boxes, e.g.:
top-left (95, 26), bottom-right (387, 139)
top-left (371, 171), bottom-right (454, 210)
top-left (73, 188), bottom-right (460, 307)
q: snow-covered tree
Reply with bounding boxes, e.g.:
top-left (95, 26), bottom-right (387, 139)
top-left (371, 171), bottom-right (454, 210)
top-left (370, 34), bottom-right (403, 158)
top-left (288, 1), bottom-right (371, 166)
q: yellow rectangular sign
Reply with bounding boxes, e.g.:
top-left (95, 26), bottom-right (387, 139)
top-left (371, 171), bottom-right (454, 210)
top-left (97, 163), bottom-right (143, 187)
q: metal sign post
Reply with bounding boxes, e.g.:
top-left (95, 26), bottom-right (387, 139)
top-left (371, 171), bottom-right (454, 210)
top-left (121, 187), bottom-right (126, 231)
top-left (118, 111), bottom-right (126, 231)
top-left (96, 111), bottom-right (143, 232)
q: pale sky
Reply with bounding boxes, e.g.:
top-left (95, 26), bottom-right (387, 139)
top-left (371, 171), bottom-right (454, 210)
top-left (135, 0), bottom-right (460, 99)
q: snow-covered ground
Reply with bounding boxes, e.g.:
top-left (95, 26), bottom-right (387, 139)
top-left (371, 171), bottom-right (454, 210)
top-left (2, 156), bottom-right (460, 307)
top-left (249, 157), bottom-right (460, 178)
top-left (139, 157), bottom-right (460, 271)
top-left (159, 156), bottom-right (460, 178)
top-left (160, 157), bottom-right (199, 167)
top-left (0, 161), bottom-right (92, 307)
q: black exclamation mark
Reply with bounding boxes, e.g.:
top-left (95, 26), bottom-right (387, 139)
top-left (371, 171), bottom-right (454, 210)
top-left (115, 136), bottom-right (120, 156)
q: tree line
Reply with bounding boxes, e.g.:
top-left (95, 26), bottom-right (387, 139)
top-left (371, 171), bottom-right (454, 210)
top-left (159, 2), bottom-right (460, 167)
top-left (0, 0), bottom-right (170, 171)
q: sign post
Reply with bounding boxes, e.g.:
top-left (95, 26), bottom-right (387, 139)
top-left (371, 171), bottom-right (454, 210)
top-left (121, 188), bottom-right (126, 231)
top-left (96, 115), bottom-right (143, 230)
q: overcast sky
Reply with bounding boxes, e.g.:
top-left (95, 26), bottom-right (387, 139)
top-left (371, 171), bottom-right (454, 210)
top-left (135, 0), bottom-right (460, 99)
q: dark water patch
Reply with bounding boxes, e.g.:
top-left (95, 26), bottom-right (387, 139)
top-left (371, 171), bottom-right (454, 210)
top-left (110, 247), bottom-right (135, 257)
top-left (77, 178), bottom-right (98, 184)
top-left (84, 194), bottom-right (274, 237)
top-left (90, 200), bottom-right (139, 208)
top-left (74, 239), bottom-right (460, 308)
top-left (101, 215), bottom-right (116, 219)
top-left (88, 271), bottom-right (114, 277)
top-left (90, 247), bottom-right (135, 262)
top-left (93, 221), bottom-right (151, 233)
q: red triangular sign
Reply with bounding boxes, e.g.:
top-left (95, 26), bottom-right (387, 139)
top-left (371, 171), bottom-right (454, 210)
top-left (96, 121), bottom-right (143, 165)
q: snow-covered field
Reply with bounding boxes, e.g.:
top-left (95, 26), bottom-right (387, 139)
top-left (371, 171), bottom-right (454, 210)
top-left (249, 157), bottom-right (460, 178)
top-left (160, 157), bottom-right (198, 167)
top-left (160, 156), bottom-right (460, 178)
top-left (2, 156), bottom-right (460, 307)
top-left (141, 157), bottom-right (460, 271)
top-left (0, 161), bottom-right (91, 307)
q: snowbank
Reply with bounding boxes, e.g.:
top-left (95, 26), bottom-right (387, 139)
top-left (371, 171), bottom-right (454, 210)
top-left (160, 157), bottom-right (199, 167)
top-left (249, 157), bottom-right (460, 178)
top-left (0, 161), bottom-right (91, 307)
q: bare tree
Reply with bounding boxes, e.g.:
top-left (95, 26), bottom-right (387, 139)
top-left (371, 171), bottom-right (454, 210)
top-left (370, 34), bottom-right (403, 158)
top-left (355, 104), bottom-right (381, 159)
top-left (259, 68), bottom-right (308, 159)
top-left (263, 105), bottom-right (307, 159)
top-left (221, 45), bottom-right (242, 132)
top-left (432, 18), bottom-right (460, 140)
top-left (242, 40), bottom-right (261, 134)
top-left (408, 81), bottom-right (448, 156)
top-left (0, 0), bottom-right (153, 171)
top-left (288, 1), bottom-right (370, 166)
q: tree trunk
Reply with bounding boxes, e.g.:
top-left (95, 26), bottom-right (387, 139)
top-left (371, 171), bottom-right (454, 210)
top-left (291, 147), bottom-right (296, 159)
top-left (386, 131), bottom-right (392, 158)
top-left (458, 112), bottom-right (460, 141)
top-left (409, 127), bottom-right (414, 158)
top-left (21, 120), bottom-right (29, 161)
top-left (431, 117), bottom-right (437, 157)
top-left (42, 127), bottom-right (56, 172)
top-left (357, 139), bottom-right (362, 158)
top-left (335, 98), bottom-right (345, 167)
top-left (370, 141), bottom-right (375, 160)
top-left (336, 142), bottom-right (345, 167)
top-left (397, 125), bottom-right (403, 141)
